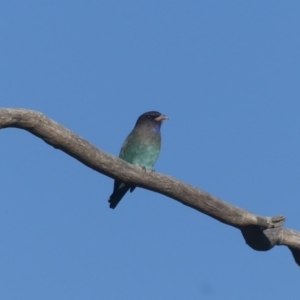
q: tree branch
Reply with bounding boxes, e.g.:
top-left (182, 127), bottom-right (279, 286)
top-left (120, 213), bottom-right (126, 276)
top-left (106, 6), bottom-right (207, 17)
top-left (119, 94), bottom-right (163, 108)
top-left (0, 108), bottom-right (299, 266)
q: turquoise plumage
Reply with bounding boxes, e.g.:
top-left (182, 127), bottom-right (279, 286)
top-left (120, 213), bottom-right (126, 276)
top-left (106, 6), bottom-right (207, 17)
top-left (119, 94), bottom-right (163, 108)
top-left (108, 111), bottom-right (168, 209)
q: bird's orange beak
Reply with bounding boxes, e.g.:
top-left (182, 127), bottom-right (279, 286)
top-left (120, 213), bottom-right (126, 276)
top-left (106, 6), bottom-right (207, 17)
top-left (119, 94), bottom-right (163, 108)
top-left (155, 115), bottom-right (168, 122)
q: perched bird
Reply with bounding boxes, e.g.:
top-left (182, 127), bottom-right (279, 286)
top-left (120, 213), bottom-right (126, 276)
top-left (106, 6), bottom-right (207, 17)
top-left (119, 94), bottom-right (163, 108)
top-left (108, 111), bottom-right (168, 209)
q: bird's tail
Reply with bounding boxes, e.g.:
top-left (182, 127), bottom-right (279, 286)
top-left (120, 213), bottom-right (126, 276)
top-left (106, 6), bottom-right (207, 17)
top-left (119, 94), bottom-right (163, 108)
top-left (108, 185), bottom-right (131, 209)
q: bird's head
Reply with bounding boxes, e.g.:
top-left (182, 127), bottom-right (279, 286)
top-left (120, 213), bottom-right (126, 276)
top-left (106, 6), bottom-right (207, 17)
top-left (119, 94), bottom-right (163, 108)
top-left (135, 111), bottom-right (168, 128)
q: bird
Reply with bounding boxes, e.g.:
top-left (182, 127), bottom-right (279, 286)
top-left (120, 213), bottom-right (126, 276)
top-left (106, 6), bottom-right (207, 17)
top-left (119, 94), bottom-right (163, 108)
top-left (108, 111), bottom-right (168, 209)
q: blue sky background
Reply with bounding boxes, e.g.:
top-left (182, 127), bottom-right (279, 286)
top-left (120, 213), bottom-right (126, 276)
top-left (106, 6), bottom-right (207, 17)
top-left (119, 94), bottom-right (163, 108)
top-left (1, 1), bottom-right (300, 299)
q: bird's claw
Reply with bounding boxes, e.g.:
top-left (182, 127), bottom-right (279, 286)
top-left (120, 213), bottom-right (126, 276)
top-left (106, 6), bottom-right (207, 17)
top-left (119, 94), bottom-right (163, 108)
top-left (139, 165), bottom-right (155, 173)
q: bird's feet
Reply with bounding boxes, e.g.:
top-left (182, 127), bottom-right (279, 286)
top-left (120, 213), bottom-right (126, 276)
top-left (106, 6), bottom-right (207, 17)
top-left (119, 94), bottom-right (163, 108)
top-left (139, 165), bottom-right (155, 173)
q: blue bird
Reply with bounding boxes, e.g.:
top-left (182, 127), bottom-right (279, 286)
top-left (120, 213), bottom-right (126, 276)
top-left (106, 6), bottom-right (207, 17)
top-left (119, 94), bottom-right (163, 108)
top-left (108, 111), bottom-right (168, 209)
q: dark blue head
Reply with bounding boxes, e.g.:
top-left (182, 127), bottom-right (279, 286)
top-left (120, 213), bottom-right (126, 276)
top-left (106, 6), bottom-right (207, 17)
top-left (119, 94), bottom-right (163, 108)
top-left (135, 111), bottom-right (168, 132)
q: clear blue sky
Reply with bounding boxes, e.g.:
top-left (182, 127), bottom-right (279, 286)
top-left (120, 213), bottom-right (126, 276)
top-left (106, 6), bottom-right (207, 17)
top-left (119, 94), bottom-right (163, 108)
top-left (1, 1), bottom-right (299, 299)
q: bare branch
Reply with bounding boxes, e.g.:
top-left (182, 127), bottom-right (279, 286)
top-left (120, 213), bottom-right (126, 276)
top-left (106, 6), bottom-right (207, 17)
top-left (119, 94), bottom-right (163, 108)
top-left (0, 108), bottom-right (299, 266)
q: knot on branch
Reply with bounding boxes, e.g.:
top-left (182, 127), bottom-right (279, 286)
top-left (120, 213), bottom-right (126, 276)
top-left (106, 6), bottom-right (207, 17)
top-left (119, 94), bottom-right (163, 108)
top-left (241, 226), bottom-right (282, 251)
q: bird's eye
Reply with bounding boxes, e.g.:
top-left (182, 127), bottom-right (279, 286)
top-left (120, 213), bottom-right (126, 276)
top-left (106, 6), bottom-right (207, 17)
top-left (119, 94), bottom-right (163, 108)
top-left (147, 115), bottom-right (151, 119)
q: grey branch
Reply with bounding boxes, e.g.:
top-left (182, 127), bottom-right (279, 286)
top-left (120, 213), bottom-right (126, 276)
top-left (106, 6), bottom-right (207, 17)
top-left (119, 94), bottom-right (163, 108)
top-left (0, 108), bottom-right (299, 266)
